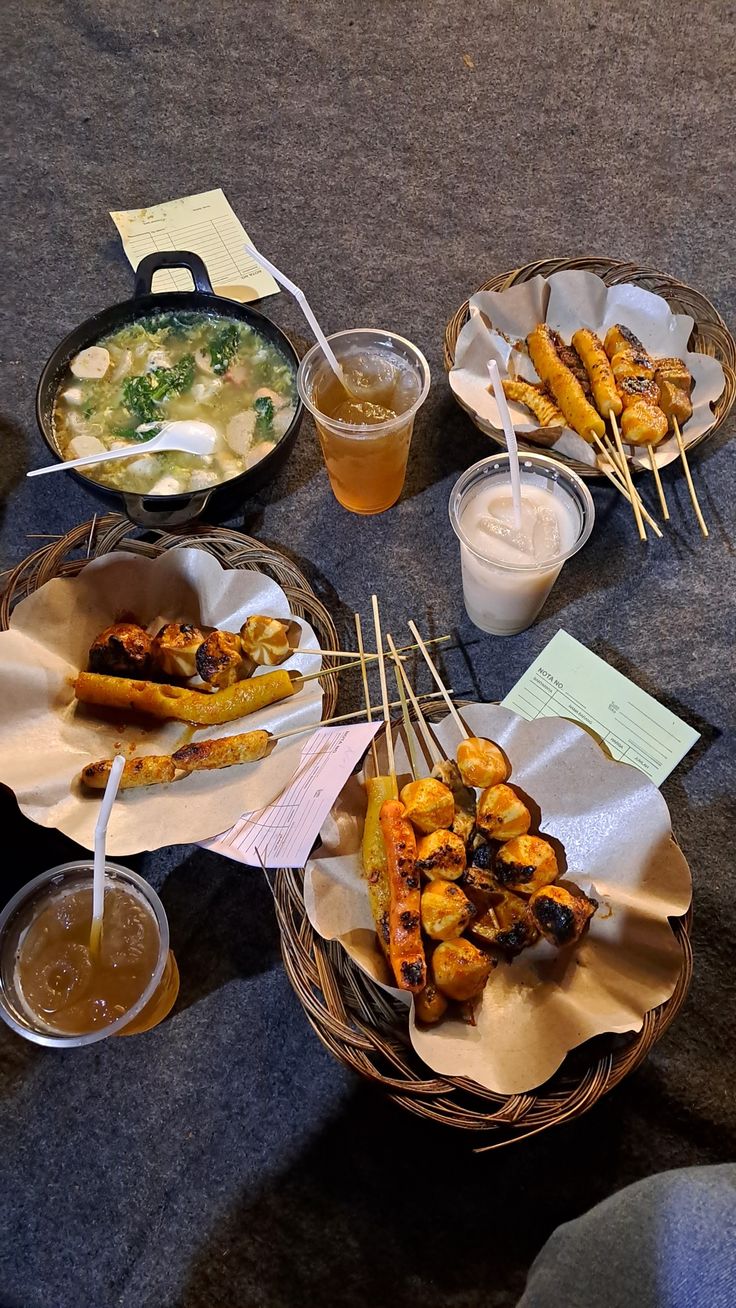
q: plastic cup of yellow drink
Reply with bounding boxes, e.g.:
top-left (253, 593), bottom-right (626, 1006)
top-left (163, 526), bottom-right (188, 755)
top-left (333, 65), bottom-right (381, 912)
top-left (0, 861), bottom-right (179, 1047)
top-left (297, 328), bottom-right (430, 514)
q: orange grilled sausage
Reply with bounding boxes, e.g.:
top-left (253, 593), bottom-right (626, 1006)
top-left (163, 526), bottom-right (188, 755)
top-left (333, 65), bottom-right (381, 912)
top-left (379, 798), bottom-right (426, 993)
top-left (81, 755), bottom-right (176, 790)
top-left (571, 328), bottom-right (622, 419)
top-left (527, 324), bottom-right (605, 440)
top-left (171, 729), bottom-right (271, 772)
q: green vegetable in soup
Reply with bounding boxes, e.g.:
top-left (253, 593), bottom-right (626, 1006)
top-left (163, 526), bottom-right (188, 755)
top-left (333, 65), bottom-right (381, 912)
top-left (54, 310), bottom-right (295, 497)
top-left (254, 395), bottom-right (275, 430)
top-left (208, 323), bottom-right (242, 375)
top-left (113, 423), bottom-right (162, 442)
top-left (122, 354), bottom-right (195, 423)
top-left (144, 312), bottom-right (193, 339)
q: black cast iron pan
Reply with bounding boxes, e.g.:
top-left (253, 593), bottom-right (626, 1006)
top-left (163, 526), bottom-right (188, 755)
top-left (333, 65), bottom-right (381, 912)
top-left (35, 251), bottom-right (303, 527)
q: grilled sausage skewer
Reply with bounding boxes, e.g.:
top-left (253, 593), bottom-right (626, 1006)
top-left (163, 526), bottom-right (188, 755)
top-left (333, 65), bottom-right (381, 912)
top-left (370, 594), bottom-right (428, 993)
top-left (571, 329), bottom-right (622, 419)
top-left (604, 325), bottom-right (675, 525)
top-left (527, 325), bottom-right (605, 441)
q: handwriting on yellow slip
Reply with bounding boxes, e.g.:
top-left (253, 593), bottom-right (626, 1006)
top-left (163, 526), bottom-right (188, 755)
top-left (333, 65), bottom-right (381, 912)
top-left (502, 630), bottom-right (699, 787)
top-left (110, 188), bottom-right (279, 301)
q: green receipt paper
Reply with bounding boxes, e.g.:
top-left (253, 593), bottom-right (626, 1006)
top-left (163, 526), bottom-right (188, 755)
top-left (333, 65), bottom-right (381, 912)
top-left (502, 630), bottom-right (699, 786)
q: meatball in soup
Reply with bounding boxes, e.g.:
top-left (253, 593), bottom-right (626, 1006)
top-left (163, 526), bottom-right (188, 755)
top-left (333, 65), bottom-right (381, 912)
top-left (53, 312), bottom-right (296, 494)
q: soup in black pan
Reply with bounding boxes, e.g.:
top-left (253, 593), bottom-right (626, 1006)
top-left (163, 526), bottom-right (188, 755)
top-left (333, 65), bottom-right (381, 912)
top-left (53, 312), bottom-right (296, 494)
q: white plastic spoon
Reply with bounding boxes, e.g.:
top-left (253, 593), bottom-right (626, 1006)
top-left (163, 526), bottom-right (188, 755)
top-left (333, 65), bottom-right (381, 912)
top-left (28, 420), bottom-right (218, 478)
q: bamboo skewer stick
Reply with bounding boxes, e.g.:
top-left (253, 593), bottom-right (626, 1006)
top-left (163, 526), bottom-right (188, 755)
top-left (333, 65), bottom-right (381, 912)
top-left (354, 612), bottom-right (379, 776)
top-left (303, 633), bottom-right (451, 661)
top-left (296, 654), bottom-right (380, 684)
top-left (297, 637), bottom-right (452, 681)
top-left (273, 691), bottom-right (450, 742)
top-left (371, 594), bottom-right (397, 792)
top-left (392, 658), bottom-right (420, 780)
top-left (601, 430), bottom-right (667, 525)
top-left (673, 418), bottom-right (709, 538)
top-left (590, 433), bottom-right (663, 539)
top-left (386, 632), bottom-right (443, 769)
top-left (646, 445), bottom-right (670, 521)
top-left (407, 620), bottom-right (467, 741)
top-left (608, 412), bottom-right (646, 541)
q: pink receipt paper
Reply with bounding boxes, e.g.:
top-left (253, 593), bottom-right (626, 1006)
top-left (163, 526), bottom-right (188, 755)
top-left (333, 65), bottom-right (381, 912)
top-left (204, 722), bottom-right (381, 869)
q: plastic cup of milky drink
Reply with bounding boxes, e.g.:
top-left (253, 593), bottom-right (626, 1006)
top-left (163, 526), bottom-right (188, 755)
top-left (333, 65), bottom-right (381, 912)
top-left (449, 453), bottom-right (595, 636)
top-left (0, 861), bottom-right (180, 1047)
top-left (297, 328), bottom-right (431, 514)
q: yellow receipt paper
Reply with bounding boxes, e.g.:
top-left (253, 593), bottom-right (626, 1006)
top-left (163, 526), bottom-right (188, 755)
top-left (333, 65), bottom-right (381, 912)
top-left (110, 189), bottom-right (278, 301)
top-left (502, 630), bottom-right (699, 786)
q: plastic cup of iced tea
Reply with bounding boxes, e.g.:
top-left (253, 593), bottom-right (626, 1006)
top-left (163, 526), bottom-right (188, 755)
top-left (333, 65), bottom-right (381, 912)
top-left (297, 328), bottom-right (430, 514)
top-left (0, 861), bottom-right (179, 1047)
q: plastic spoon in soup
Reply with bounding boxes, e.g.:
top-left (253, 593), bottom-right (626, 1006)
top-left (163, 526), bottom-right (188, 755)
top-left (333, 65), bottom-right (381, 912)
top-left (28, 420), bottom-right (218, 478)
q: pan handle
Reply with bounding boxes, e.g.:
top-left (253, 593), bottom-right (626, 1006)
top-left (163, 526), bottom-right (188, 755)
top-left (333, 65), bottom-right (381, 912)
top-left (122, 487), bottom-right (215, 528)
top-left (133, 251), bottom-right (215, 298)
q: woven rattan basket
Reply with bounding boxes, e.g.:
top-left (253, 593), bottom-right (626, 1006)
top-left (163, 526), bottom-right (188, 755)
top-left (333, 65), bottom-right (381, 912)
top-left (0, 513), bottom-right (341, 709)
top-left (274, 699), bottom-right (693, 1148)
top-left (444, 255), bottom-right (736, 478)
top-left (1, 519), bottom-right (693, 1144)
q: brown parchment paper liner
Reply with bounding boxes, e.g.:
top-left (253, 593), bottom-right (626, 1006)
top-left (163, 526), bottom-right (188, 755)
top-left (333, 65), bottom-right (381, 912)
top-left (449, 269), bottom-right (726, 471)
top-left (304, 703), bottom-right (692, 1095)
top-left (0, 549), bottom-right (323, 853)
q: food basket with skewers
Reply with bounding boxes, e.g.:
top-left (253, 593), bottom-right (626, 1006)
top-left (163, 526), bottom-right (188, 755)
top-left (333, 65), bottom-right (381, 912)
top-left (280, 601), bottom-right (693, 1146)
top-left (444, 257), bottom-right (735, 539)
top-left (445, 256), bottom-right (735, 473)
top-left (0, 516), bottom-right (343, 850)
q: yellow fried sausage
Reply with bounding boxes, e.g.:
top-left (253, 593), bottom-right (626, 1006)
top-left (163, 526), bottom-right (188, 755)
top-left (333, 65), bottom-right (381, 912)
top-left (502, 379), bottom-right (564, 427)
top-left (81, 755), bottom-right (176, 790)
top-left (74, 669), bottom-right (295, 725)
top-left (361, 774), bottom-right (397, 958)
top-left (171, 729), bottom-right (271, 772)
top-left (527, 324), bottom-right (605, 441)
top-left (571, 328), bottom-right (622, 419)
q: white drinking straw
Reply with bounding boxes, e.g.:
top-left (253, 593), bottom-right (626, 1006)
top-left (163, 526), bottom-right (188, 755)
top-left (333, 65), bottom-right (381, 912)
top-left (488, 359), bottom-right (522, 528)
top-left (90, 753), bottom-right (126, 955)
top-left (243, 241), bottom-right (346, 386)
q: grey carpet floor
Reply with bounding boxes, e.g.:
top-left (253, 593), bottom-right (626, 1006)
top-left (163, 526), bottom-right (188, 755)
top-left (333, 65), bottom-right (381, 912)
top-left (1, 3), bottom-right (735, 1307)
